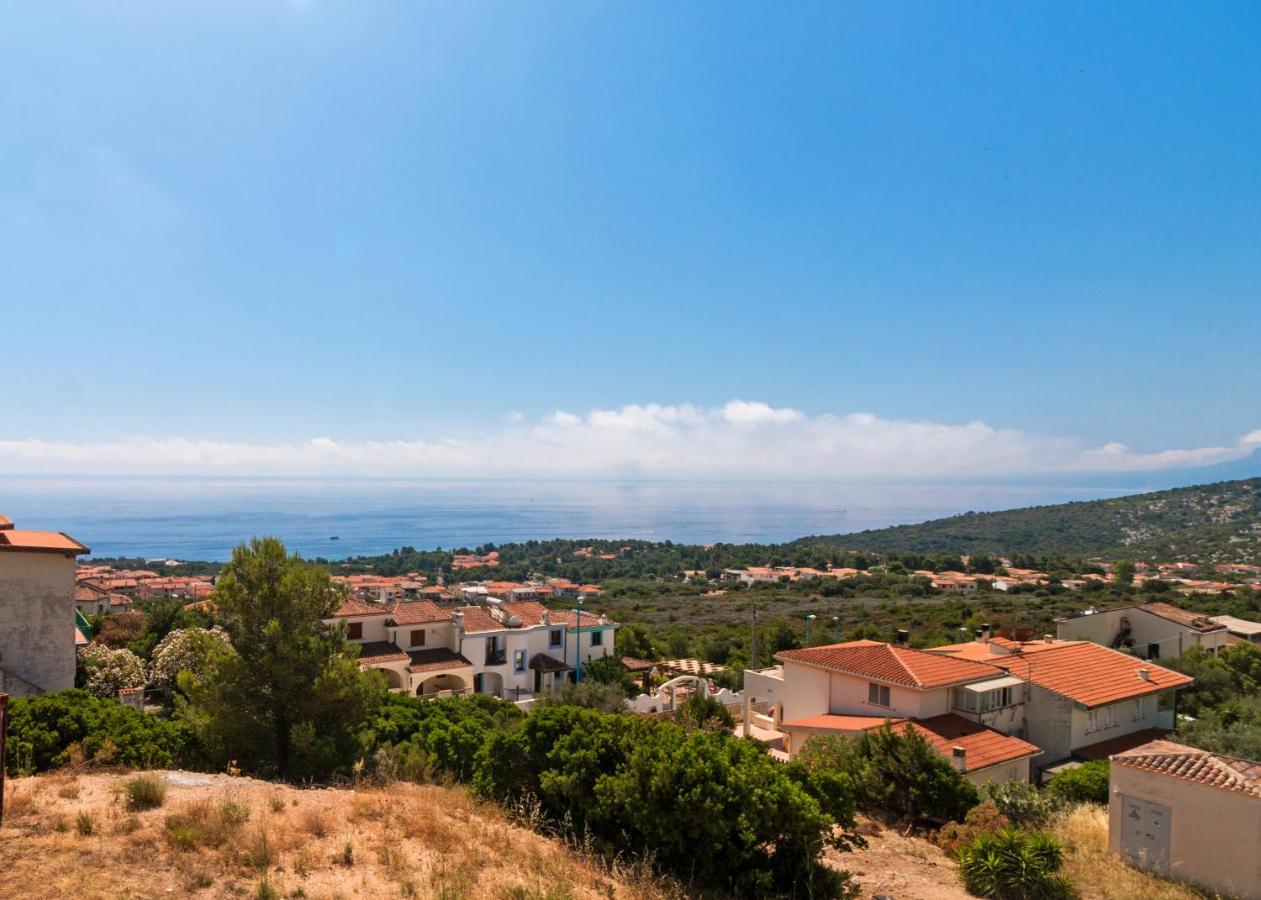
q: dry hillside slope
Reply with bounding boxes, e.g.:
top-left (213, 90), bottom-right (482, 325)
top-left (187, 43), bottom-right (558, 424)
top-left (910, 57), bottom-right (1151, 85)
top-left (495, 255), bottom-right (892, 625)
top-left (0, 770), bottom-right (676, 900)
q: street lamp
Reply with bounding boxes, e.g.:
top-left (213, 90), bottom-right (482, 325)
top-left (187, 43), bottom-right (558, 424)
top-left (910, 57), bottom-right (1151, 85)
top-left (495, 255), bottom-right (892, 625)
top-left (805, 613), bottom-right (817, 647)
top-left (575, 597), bottom-right (584, 684)
top-left (832, 616), bottom-right (840, 643)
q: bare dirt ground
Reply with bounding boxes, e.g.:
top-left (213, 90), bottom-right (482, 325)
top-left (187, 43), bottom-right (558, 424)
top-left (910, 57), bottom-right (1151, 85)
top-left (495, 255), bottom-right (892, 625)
top-left (830, 816), bottom-right (972, 900)
top-left (0, 769), bottom-right (672, 900)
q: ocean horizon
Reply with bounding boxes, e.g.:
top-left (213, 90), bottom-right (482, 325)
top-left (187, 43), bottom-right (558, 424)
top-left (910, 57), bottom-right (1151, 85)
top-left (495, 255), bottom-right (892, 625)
top-left (0, 475), bottom-right (1144, 562)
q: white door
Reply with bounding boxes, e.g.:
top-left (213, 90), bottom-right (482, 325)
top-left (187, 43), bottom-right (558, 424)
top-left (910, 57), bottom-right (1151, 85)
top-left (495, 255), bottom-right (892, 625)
top-left (1119, 796), bottom-right (1172, 875)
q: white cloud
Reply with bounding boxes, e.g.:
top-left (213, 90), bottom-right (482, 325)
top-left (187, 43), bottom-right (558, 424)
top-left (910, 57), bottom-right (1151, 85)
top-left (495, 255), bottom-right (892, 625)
top-left (0, 403), bottom-right (1256, 479)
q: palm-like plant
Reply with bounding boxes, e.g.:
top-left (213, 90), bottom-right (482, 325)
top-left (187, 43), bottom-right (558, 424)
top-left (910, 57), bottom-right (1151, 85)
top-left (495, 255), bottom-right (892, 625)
top-left (957, 826), bottom-right (1076, 899)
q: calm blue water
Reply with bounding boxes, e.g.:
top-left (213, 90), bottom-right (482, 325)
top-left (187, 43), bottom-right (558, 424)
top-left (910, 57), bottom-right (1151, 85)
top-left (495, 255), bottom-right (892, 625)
top-left (0, 477), bottom-right (1136, 561)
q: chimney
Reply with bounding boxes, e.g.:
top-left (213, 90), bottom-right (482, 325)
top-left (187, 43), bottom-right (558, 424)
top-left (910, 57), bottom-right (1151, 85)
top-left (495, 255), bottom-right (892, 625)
top-left (542, 610), bottom-right (550, 626)
top-left (974, 629), bottom-right (985, 643)
top-left (1044, 634), bottom-right (1053, 643)
top-left (981, 624), bottom-right (992, 644)
top-left (950, 746), bottom-right (967, 773)
top-left (895, 629), bottom-right (909, 646)
top-left (1138, 668), bottom-right (1151, 682)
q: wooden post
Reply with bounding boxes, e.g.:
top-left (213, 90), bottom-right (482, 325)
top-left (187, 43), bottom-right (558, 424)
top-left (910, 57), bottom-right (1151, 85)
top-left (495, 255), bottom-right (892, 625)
top-left (0, 693), bottom-right (8, 828)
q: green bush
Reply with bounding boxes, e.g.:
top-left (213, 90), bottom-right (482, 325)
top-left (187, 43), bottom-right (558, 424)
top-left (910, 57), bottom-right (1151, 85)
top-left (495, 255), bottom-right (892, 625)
top-left (124, 773), bottom-right (168, 810)
top-left (462, 704), bottom-right (856, 897)
top-left (985, 780), bottom-right (1058, 827)
top-left (4, 689), bottom-right (192, 775)
top-left (534, 680), bottom-right (631, 713)
top-left (957, 827), bottom-right (1076, 899)
top-left (674, 693), bottom-right (735, 731)
top-left (363, 692), bottom-right (522, 782)
top-left (792, 726), bottom-right (979, 825)
top-left (936, 799), bottom-right (1011, 854)
top-left (1046, 761), bottom-right (1109, 806)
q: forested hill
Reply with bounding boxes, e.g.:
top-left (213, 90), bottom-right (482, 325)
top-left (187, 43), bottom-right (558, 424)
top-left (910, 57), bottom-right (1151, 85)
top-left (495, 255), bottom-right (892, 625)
top-left (794, 478), bottom-right (1261, 562)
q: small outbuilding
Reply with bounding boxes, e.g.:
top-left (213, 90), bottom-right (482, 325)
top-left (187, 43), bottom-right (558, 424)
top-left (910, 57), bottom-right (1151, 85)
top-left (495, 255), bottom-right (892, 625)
top-left (1109, 739), bottom-right (1261, 899)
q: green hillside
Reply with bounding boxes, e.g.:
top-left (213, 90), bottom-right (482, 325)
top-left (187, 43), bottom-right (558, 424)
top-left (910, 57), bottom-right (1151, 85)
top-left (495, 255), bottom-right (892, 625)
top-left (795, 477), bottom-right (1261, 562)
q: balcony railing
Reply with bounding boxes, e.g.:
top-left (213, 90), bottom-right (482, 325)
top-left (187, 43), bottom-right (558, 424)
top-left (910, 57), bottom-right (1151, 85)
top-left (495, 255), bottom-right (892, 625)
top-left (484, 649), bottom-right (507, 666)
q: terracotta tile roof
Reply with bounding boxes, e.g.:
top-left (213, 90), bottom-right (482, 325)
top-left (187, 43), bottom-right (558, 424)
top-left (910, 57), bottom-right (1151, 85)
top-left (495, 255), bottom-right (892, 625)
top-left (620, 656), bottom-right (656, 671)
top-left (781, 714), bottom-right (907, 732)
top-left (74, 625), bottom-right (88, 646)
top-left (1074, 728), bottom-right (1173, 761)
top-left (0, 515), bottom-right (12, 529)
top-left (0, 529), bottom-right (90, 555)
top-left (777, 640), bottom-right (1005, 689)
top-left (355, 641), bottom-right (410, 665)
top-left (388, 600), bottom-right (449, 625)
top-left (928, 637), bottom-right (1075, 662)
top-left (905, 715), bottom-right (1042, 772)
top-left (1112, 739), bottom-right (1261, 798)
top-left (502, 601), bottom-right (550, 626)
top-left (1139, 602), bottom-right (1224, 633)
top-left (331, 597), bottom-right (388, 618)
top-left (993, 641), bottom-right (1194, 708)
top-left (453, 605), bottom-right (500, 633)
top-left (407, 647), bottom-right (473, 673)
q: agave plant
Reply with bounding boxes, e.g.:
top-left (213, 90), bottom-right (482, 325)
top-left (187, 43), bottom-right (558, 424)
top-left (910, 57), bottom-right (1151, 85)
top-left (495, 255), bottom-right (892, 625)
top-left (957, 826), bottom-right (1076, 899)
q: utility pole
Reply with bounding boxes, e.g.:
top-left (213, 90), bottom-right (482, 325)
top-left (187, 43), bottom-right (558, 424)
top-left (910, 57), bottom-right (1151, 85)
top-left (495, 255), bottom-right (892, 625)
top-left (575, 598), bottom-right (584, 685)
top-left (805, 613), bottom-right (817, 647)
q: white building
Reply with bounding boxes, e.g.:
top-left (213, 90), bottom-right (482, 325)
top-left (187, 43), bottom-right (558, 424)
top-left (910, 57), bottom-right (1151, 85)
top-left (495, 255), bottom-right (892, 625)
top-left (1055, 601), bottom-right (1229, 660)
top-left (326, 597), bottom-right (617, 700)
top-left (0, 515), bottom-right (91, 696)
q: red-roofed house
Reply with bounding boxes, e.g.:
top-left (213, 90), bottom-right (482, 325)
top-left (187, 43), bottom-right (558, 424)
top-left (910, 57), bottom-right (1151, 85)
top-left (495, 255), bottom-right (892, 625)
top-left (0, 515), bottom-right (91, 696)
top-left (750, 638), bottom-right (1041, 784)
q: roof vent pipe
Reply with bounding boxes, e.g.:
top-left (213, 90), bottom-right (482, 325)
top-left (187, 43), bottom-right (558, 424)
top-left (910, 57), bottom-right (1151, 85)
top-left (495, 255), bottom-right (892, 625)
top-left (1138, 668), bottom-right (1151, 681)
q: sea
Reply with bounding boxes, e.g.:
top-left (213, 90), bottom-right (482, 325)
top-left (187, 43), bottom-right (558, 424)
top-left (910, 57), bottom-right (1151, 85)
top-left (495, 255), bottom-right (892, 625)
top-left (0, 476), bottom-right (1147, 562)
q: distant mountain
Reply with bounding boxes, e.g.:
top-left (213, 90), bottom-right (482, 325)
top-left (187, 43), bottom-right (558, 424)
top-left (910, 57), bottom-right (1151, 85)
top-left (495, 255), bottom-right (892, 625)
top-left (794, 476), bottom-right (1261, 562)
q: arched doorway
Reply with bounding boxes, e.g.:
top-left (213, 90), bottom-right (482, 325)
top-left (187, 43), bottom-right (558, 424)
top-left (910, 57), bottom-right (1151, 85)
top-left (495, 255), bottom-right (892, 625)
top-left (416, 673), bottom-right (467, 697)
top-left (473, 671), bottom-right (504, 698)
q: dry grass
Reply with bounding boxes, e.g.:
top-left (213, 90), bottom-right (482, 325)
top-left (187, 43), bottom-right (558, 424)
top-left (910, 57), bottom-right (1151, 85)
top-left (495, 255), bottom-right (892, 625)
top-left (1051, 804), bottom-right (1213, 900)
top-left (0, 770), bottom-right (679, 899)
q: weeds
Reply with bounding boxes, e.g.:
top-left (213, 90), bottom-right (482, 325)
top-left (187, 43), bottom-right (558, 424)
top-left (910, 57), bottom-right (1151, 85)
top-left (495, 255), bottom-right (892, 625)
top-left (123, 774), bottom-right (167, 811)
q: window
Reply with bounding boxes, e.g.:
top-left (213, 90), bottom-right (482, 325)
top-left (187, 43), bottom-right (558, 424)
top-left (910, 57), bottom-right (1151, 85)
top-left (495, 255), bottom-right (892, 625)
top-left (867, 683), bottom-right (891, 707)
top-left (979, 686), bottom-right (1013, 712)
top-left (590, 629), bottom-right (604, 647)
top-left (953, 688), bottom-right (978, 712)
top-left (1088, 706), bottom-right (1116, 733)
top-left (347, 622), bottom-right (363, 641)
top-left (549, 628), bottom-right (563, 648)
top-left (1132, 697), bottom-right (1145, 721)
top-left (409, 629), bottom-right (426, 648)
top-left (514, 650), bottom-right (527, 673)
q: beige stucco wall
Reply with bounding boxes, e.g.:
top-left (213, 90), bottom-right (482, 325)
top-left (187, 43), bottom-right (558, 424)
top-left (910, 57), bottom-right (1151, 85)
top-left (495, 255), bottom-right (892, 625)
top-left (1058, 608), bottom-right (1227, 660)
top-left (0, 551), bottom-right (77, 695)
top-left (1110, 764), bottom-right (1261, 899)
top-left (965, 756), bottom-right (1031, 787)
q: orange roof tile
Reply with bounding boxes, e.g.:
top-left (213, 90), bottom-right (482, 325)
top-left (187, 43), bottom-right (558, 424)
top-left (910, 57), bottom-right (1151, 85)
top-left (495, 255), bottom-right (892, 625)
top-left (776, 640), bottom-right (1004, 689)
top-left (1139, 602), bottom-right (1225, 633)
top-left (331, 597), bottom-right (388, 618)
top-left (388, 600), bottom-right (449, 625)
top-left (0, 529), bottom-right (90, 555)
top-left (407, 647), bottom-right (474, 673)
top-left (904, 715), bottom-right (1041, 772)
top-left (781, 714), bottom-right (907, 732)
top-left (1112, 740), bottom-right (1261, 798)
top-left (355, 641), bottom-right (410, 665)
top-left (991, 642), bottom-right (1193, 708)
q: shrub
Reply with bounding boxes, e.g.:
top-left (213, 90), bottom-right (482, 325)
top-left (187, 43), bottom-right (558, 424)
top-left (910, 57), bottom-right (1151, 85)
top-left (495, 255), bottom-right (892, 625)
top-left (937, 799), bottom-right (1011, 854)
top-left (124, 773), bottom-right (168, 810)
top-left (148, 626), bottom-right (233, 694)
top-left (363, 693), bottom-right (522, 782)
top-left (4, 690), bottom-right (191, 775)
top-left (793, 726), bottom-right (979, 825)
top-left (1046, 761), bottom-right (1109, 806)
top-left (985, 780), bottom-right (1058, 828)
top-left (76, 811), bottom-right (96, 836)
top-left (675, 693), bottom-right (735, 731)
top-left (957, 827), bottom-right (1076, 899)
top-left (77, 644), bottom-right (146, 699)
top-left (534, 680), bottom-right (630, 713)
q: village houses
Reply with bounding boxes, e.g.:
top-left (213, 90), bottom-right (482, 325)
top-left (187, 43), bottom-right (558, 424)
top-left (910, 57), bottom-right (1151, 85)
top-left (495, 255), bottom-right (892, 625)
top-left (1056, 601), bottom-right (1231, 660)
top-left (325, 596), bottom-right (618, 700)
top-left (744, 626), bottom-right (1194, 785)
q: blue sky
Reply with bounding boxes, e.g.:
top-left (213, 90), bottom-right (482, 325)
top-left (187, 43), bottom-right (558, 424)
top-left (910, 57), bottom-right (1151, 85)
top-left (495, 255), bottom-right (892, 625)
top-left (2, 3), bottom-right (1259, 478)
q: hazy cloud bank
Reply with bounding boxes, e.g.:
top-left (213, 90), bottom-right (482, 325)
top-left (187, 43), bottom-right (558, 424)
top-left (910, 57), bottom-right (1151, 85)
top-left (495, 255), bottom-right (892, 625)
top-left (2, 401), bottom-right (1258, 479)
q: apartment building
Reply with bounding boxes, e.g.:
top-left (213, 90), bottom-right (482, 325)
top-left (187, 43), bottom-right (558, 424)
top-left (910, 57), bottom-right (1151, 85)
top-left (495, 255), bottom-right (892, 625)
top-left (0, 515), bottom-right (91, 696)
top-left (326, 597), bottom-right (617, 700)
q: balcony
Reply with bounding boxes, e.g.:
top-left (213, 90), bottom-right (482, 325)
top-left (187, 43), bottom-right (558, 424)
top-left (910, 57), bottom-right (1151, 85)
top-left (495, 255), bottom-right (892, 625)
top-left (484, 649), bottom-right (507, 666)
